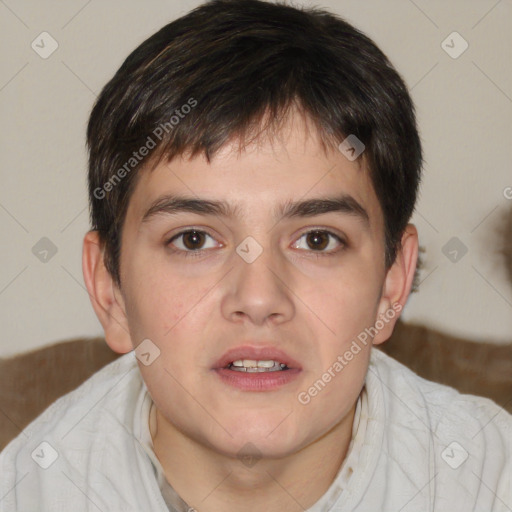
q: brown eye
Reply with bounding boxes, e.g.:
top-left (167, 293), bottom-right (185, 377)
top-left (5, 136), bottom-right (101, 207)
top-left (182, 230), bottom-right (206, 250)
top-left (305, 231), bottom-right (329, 250)
top-left (292, 229), bottom-right (345, 254)
top-left (168, 230), bottom-right (219, 253)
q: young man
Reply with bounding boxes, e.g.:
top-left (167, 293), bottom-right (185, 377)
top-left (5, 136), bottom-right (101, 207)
top-left (1, 0), bottom-right (510, 510)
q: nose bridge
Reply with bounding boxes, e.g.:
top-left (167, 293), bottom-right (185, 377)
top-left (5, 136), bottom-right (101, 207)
top-left (221, 234), bottom-right (295, 325)
top-left (236, 235), bottom-right (285, 293)
top-left (237, 236), bottom-right (280, 286)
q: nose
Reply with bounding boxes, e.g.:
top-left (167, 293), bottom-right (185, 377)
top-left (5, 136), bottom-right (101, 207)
top-left (220, 242), bottom-right (295, 327)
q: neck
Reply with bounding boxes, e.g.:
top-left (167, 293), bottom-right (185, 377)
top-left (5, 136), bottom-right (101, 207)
top-left (150, 402), bottom-right (357, 512)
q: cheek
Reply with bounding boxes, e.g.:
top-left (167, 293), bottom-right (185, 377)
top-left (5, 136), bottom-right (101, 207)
top-left (124, 270), bottom-right (214, 343)
top-left (304, 266), bottom-right (381, 336)
top-left (296, 271), bottom-right (378, 417)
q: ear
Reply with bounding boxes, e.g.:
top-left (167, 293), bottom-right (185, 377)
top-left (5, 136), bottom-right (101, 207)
top-left (82, 230), bottom-right (133, 354)
top-left (372, 223), bottom-right (418, 345)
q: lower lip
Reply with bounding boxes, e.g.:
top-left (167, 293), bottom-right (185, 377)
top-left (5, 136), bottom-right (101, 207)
top-left (213, 368), bottom-right (301, 391)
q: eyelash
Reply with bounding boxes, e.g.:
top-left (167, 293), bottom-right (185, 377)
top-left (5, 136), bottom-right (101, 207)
top-left (165, 228), bottom-right (347, 259)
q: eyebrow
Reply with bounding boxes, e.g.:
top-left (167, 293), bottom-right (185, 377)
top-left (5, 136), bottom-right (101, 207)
top-left (141, 193), bottom-right (370, 226)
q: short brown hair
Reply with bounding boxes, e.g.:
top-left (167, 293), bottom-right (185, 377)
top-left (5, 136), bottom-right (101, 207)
top-left (87, 0), bottom-right (422, 286)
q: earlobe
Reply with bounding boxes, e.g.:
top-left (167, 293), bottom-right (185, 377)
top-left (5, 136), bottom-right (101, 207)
top-left (372, 224), bottom-right (419, 345)
top-left (82, 231), bottom-right (133, 354)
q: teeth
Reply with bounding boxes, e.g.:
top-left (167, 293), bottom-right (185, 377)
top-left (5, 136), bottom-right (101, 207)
top-left (229, 359), bottom-right (288, 372)
top-left (255, 360), bottom-right (274, 368)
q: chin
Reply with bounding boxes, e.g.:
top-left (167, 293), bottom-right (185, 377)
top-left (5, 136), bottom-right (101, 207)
top-left (214, 437), bottom-right (303, 463)
top-left (213, 415), bottom-right (307, 460)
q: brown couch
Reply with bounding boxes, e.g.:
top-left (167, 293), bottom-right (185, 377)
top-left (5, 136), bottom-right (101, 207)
top-left (1, 322), bottom-right (511, 451)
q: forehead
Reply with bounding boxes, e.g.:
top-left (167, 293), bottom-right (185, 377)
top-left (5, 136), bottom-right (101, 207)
top-left (125, 112), bottom-right (383, 232)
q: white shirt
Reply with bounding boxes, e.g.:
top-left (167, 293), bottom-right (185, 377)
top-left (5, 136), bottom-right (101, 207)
top-left (1, 348), bottom-right (510, 511)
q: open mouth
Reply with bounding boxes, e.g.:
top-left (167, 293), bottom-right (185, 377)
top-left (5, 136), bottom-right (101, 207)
top-left (212, 345), bottom-right (302, 391)
top-left (227, 359), bottom-right (290, 372)
top-left (214, 347), bottom-right (301, 390)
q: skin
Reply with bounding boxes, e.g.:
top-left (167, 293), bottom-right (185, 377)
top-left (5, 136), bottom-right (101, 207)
top-left (83, 111), bottom-right (418, 511)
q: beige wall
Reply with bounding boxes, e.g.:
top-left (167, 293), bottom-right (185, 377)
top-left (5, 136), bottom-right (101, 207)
top-left (0, 0), bottom-right (511, 357)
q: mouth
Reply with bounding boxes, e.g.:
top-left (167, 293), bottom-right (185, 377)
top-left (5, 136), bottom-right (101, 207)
top-left (213, 345), bottom-right (301, 371)
top-left (212, 345), bottom-right (302, 391)
top-left (226, 359), bottom-right (289, 372)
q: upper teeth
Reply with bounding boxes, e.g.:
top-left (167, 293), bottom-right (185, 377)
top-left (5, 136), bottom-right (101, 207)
top-left (231, 359), bottom-right (286, 368)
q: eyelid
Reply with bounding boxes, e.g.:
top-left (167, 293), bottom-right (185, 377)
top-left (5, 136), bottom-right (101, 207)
top-left (166, 226), bottom-right (347, 258)
top-left (292, 228), bottom-right (347, 254)
top-left (166, 228), bottom-right (221, 251)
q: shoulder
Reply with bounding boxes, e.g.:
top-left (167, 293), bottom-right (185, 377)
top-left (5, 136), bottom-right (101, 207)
top-left (367, 348), bottom-right (512, 507)
top-left (0, 351), bottom-right (141, 472)
top-left (0, 352), bottom-right (168, 511)
top-left (369, 347), bottom-right (512, 428)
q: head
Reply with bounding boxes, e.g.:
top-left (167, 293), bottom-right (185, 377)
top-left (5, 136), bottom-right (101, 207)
top-left (83, 0), bottom-right (421, 460)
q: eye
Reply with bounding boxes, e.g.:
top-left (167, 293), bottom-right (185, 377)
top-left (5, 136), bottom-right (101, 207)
top-left (292, 229), bottom-right (346, 254)
top-left (167, 229), bottom-right (220, 253)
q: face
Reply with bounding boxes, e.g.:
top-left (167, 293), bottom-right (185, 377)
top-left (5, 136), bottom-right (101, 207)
top-left (111, 113), bottom-right (397, 460)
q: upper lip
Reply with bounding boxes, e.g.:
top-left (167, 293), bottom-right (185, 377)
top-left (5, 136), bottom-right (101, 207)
top-left (213, 345), bottom-right (302, 370)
